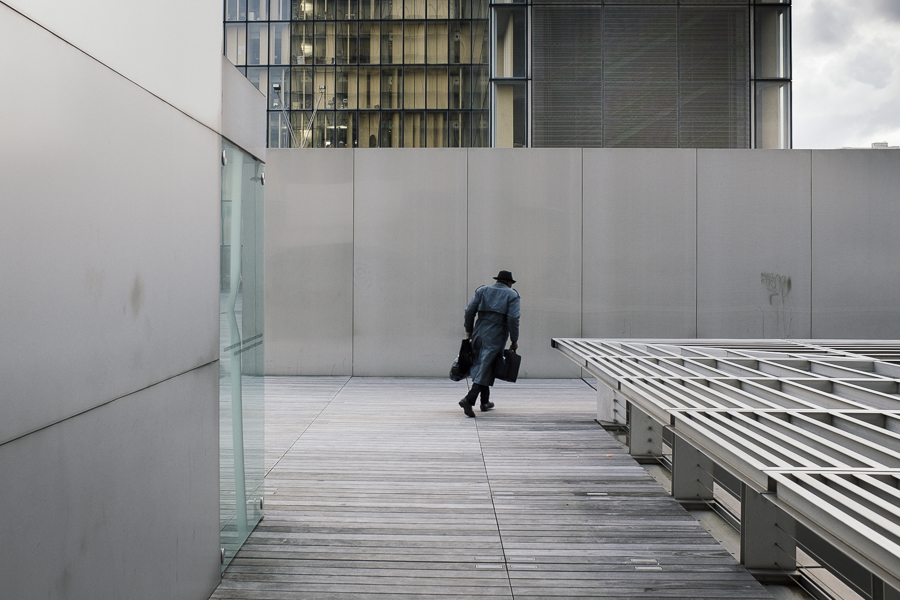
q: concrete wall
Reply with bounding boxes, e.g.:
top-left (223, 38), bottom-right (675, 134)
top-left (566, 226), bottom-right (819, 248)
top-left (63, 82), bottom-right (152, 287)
top-left (265, 148), bottom-right (900, 377)
top-left (0, 2), bottom-right (225, 599)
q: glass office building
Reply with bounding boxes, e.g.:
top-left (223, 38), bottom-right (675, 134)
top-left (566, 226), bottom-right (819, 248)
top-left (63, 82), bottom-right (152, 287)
top-left (225, 0), bottom-right (790, 148)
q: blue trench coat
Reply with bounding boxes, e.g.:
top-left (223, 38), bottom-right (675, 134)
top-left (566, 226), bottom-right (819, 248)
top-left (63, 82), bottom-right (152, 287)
top-left (464, 282), bottom-right (520, 386)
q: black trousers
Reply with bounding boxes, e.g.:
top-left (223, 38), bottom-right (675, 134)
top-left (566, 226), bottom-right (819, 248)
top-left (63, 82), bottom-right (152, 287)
top-left (464, 383), bottom-right (490, 405)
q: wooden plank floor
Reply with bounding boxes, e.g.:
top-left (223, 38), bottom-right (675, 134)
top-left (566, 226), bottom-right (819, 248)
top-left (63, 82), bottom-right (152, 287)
top-left (210, 377), bottom-right (771, 600)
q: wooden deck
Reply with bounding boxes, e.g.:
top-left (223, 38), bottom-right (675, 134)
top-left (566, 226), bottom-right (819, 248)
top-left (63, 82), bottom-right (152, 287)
top-left (210, 377), bottom-right (771, 599)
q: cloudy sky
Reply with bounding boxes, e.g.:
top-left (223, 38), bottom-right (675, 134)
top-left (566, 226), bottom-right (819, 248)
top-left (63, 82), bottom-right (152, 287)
top-left (793, 0), bottom-right (900, 148)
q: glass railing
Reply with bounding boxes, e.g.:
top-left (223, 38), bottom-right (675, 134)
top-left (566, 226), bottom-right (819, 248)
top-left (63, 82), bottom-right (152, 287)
top-left (220, 139), bottom-right (265, 570)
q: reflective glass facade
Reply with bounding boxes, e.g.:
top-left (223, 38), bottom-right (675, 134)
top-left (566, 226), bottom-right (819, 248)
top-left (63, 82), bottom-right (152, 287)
top-left (225, 0), bottom-right (790, 149)
top-left (226, 0), bottom-right (490, 147)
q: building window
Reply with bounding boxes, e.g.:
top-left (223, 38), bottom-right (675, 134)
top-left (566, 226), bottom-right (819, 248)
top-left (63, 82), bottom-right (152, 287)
top-left (753, 3), bottom-right (791, 148)
top-left (227, 0), bottom-right (490, 147)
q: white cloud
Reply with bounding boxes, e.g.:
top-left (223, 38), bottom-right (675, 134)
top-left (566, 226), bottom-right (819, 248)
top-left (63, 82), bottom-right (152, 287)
top-left (793, 0), bottom-right (900, 148)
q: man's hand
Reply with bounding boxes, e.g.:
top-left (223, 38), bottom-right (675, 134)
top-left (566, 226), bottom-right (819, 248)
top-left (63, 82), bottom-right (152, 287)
top-left (510, 342), bottom-right (518, 351)
top-left (466, 331), bottom-right (472, 339)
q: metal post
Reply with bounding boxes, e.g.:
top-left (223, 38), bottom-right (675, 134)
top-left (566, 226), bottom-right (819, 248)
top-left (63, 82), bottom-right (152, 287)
top-left (672, 434), bottom-right (714, 507)
top-left (740, 483), bottom-right (796, 580)
top-left (629, 403), bottom-right (663, 463)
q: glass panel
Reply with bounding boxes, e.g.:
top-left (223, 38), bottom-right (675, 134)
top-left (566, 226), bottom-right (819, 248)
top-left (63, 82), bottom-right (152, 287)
top-left (358, 111), bottom-right (381, 146)
top-left (269, 111), bottom-right (290, 147)
top-left (306, 111), bottom-right (327, 147)
top-left (268, 67), bottom-right (290, 109)
top-left (449, 0), bottom-right (468, 20)
top-left (359, 0), bottom-right (380, 19)
top-left (220, 140), bottom-right (265, 571)
top-left (332, 111), bottom-right (354, 147)
top-left (357, 66), bottom-right (381, 108)
top-left (227, 0), bottom-right (247, 21)
top-left (293, 0), bottom-right (313, 20)
top-left (427, 66), bottom-right (448, 108)
top-left (428, 0), bottom-right (449, 19)
top-left (225, 23), bottom-right (247, 66)
top-left (405, 21), bottom-right (426, 64)
top-left (381, 111), bottom-right (402, 146)
top-left (427, 22), bottom-right (448, 64)
top-left (271, 0), bottom-right (292, 19)
top-left (381, 22), bottom-right (403, 63)
top-left (314, 22), bottom-right (333, 65)
top-left (336, 22), bottom-right (356, 64)
top-left (247, 67), bottom-right (269, 96)
top-left (270, 22), bottom-right (291, 65)
top-left (494, 7), bottom-right (526, 78)
top-left (493, 81), bottom-right (526, 147)
top-left (472, 109), bottom-right (489, 147)
top-left (315, 66), bottom-right (337, 109)
top-left (449, 111), bottom-right (470, 146)
top-left (248, 0), bottom-right (268, 19)
top-left (472, 65), bottom-right (489, 109)
top-left (755, 6), bottom-right (790, 79)
top-left (426, 112), bottom-right (448, 147)
top-left (472, 21), bottom-right (488, 64)
top-left (336, 67), bottom-right (355, 109)
top-left (291, 66), bottom-right (314, 109)
top-left (405, 0), bottom-right (425, 19)
top-left (382, 0), bottom-right (401, 19)
top-left (359, 22), bottom-right (381, 63)
top-left (292, 22), bottom-right (314, 65)
top-left (314, 0), bottom-right (335, 19)
top-left (405, 66), bottom-right (426, 109)
top-left (449, 21), bottom-right (471, 63)
top-left (404, 112), bottom-right (426, 147)
top-left (336, 0), bottom-right (359, 19)
top-left (756, 81), bottom-right (790, 149)
top-left (290, 110), bottom-right (312, 146)
top-left (381, 67), bottom-right (402, 108)
top-left (471, 0), bottom-right (488, 20)
top-left (247, 23), bottom-right (269, 65)
top-left (449, 66), bottom-right (469, 108)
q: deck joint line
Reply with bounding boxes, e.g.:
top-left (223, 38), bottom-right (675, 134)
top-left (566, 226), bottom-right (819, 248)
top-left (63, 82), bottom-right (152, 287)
top-left (263, 375), bottom-right (352, 478)
top-left (473, 415), bottom-right (516, 599)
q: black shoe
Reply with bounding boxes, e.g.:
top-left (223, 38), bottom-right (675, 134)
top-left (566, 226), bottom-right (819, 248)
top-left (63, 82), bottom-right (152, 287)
top-left (480, 402), bottom-right (494, 412)
top-left (459, 399), bottom-right (475, 417)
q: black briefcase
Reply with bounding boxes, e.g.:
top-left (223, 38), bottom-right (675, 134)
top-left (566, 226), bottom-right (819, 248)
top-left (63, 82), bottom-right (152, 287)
top-left (494, 349), bottom-right (521, 383)
top-left (450, 339), bottom-right (475, 381)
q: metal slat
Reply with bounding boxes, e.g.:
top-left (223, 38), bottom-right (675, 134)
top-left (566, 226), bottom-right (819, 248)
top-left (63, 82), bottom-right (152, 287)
top-left (553, 338), bottom-right (900, 589)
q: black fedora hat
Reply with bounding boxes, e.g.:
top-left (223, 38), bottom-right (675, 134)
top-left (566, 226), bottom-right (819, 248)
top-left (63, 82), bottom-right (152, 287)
top-left (493, 270), bottom-right (516, 284)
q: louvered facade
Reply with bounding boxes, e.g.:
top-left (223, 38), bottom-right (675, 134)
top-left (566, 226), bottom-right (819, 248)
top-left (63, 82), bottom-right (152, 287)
top-left (531, 1), bottom-right (789, 148)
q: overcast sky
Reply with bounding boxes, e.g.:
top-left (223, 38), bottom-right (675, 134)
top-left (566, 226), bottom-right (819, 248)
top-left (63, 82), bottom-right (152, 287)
top-left (793, 0), bottom-right (900, 148)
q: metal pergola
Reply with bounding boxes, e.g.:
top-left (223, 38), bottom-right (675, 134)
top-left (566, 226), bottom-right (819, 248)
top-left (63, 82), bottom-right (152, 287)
top-left (553, 338), bottom-right (900, 600)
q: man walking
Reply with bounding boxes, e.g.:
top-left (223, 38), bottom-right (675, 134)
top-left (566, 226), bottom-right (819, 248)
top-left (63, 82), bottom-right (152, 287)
top-left (459, 270), bottom-right (520, 417)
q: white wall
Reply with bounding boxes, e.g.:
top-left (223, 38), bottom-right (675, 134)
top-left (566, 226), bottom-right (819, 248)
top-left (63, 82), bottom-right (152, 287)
top-left (6, 0), bottom-right (223, 130)
top-left (697, 150), bottom-right (812, 338)
top-left (583, 149), bottom-right (697, 338)
top-left (265, 148), bottom-right (900, 377)
top-left (265, 150), bottom-right (354, 375)
top-left (0, 3), bottom-right (225, 599)
top-left (353, 150), bottom-right (469, 375)
top-left (811, 150), bottom-right (900, 337)
top-left (468, 149), bottom-right (583, 378)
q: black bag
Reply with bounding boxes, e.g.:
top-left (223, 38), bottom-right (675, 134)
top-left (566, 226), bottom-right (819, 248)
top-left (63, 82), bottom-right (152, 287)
top-left (493, 349), bottom-right (521, 383)
top-left (450, 339), bottom-right (475, 381)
